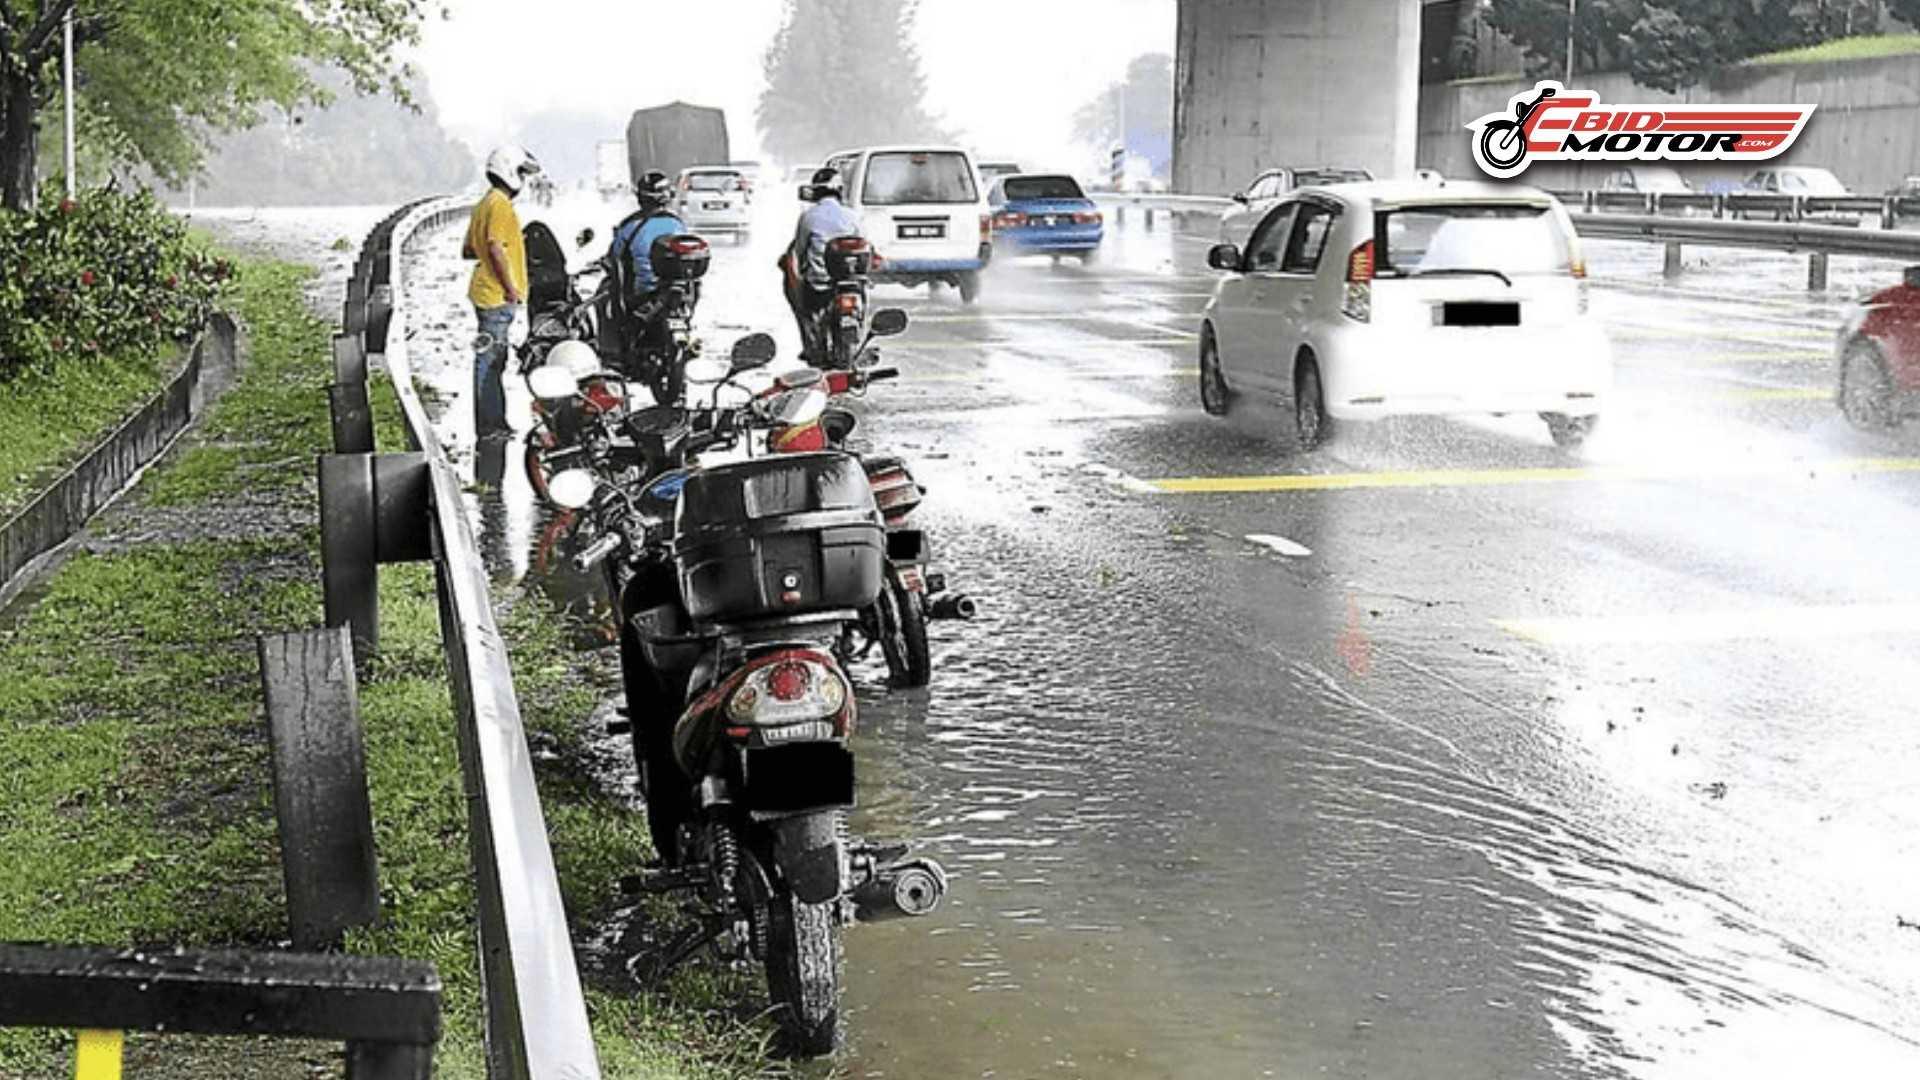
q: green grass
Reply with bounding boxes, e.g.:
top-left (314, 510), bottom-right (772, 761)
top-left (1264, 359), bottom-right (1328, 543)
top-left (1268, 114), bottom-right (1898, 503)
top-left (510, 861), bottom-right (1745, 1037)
top-left (0, 349), bottom-right (177, 519)
top-left (0, 248), bottom-right (779, 1078)
top-left (1744, 32), bottom-right (1920, 66)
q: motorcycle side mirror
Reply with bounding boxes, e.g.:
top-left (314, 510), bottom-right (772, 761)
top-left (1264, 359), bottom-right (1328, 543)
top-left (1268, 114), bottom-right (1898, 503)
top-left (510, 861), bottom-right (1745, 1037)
top-left (683, 357), bottom-right (730, 384)
top-left (575, 227), bottom-right (596, 248)
top-left (1232, 191), bottom-right (1250, 205)
top-left (728, 332), bottom-right (777, 371)
top-left (528, 364), bottom-right (581, 400)
top-left (547, 470), bottom-right (598, 510)
top-left (1207, 244), bottom-right (1242, 272)
top-left (869, 308), bottom-right (909, 337)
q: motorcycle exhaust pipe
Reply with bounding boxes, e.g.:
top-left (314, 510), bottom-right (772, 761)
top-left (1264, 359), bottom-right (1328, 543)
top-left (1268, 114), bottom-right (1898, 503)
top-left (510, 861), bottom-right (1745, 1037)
top-left (928, 594), bottom-right (977, 621)
top-left (852, 857), bottom-right (949, 923)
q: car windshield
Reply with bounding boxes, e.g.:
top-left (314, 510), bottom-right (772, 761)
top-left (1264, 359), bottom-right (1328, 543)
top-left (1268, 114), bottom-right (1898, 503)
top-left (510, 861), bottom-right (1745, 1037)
top-left (1293, 167), bottom-right (1373, 187)
top-left (1377, 204), bottom-right (1571, 277)
top-left (862, 151), bottom-right (979, 205)
top-left (685, 172), bottom-right (739, 192)
top-left (1001, 176), bottom-right (1085, 201)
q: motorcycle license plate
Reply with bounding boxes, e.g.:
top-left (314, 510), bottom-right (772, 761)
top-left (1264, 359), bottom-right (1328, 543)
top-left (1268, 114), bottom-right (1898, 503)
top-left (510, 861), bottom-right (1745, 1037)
top-left (736, 741), bottom-right (855, 812)
top-left (897, 222), bottom-right (945, 240)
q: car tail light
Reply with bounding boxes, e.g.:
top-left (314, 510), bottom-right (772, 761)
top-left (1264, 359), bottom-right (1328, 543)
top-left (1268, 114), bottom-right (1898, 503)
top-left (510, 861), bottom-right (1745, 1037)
top-left (1073, 210), bottom-right (1103, 225)
top-left (1567, 236), bottom-right (1590, 314)
top-left (992, 211), bottom-right (1027, 230)
top-left (980, 214), bottom-right (992, 242)
top-left (1342, 239), bottom-right (1374, 323)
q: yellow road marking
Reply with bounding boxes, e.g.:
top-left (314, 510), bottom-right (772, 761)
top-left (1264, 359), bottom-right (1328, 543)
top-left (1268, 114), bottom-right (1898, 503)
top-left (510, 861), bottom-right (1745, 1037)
top-left (1609, 324), bottom-right (1833, 342)
top-left (75, 1030), bottom-right (122, 1080)
top-left (1145, 456), bottom-right (1920, 493)
top-left (1499, 604), bottom-right (1920, 645)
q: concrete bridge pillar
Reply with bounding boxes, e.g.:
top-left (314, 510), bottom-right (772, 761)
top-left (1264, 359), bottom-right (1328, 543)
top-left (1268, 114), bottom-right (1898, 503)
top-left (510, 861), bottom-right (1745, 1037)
top-left (1174, 0), bottom-right (1423, 195)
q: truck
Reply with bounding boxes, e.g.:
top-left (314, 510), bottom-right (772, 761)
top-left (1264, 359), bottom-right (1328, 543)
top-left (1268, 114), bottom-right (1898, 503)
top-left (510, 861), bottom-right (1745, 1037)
top-left (624, 102), bottom-right (730, 188)
top-left (596, 139), bottom-right (628, 197)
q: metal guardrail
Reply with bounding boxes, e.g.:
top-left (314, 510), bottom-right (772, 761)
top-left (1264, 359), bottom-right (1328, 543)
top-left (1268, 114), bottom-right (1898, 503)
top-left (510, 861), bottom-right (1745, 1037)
top-left (1566, 211), bottom-right (1920, 289)
top-left (323, 197), bottom-right (603, 1080)
top-left (1550, 188), bottom-right (1920, 228)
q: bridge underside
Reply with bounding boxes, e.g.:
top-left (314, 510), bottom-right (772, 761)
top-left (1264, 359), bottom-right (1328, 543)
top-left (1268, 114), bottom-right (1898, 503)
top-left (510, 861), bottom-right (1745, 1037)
top-left (1174, 0), bottom-right (1423, 195)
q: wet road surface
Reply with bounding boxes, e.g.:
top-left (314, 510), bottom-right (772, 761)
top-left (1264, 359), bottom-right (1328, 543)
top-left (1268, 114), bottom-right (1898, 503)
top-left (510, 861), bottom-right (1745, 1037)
top-left (400, 195), bottom-right (1920, 1077)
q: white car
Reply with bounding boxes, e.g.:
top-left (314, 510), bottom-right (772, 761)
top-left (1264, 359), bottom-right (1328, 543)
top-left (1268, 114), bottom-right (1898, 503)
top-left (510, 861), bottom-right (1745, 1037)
top-left (675, 166), bottom-right (752, 242)
top-left (1198, 180), bottom-right (1612, 448)
top-left (821, 145), bottom-right (992, 303)
top-left (1217, 165), bottom-right (1374, 251)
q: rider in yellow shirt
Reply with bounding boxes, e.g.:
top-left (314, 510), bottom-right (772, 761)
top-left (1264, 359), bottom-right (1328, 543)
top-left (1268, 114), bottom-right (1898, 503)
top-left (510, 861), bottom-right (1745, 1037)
top-left (462, 145), bottom-right (540, 436)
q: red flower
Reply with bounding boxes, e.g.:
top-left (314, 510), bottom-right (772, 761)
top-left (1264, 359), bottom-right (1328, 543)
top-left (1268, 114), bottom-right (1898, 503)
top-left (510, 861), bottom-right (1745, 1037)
top-left (58, 199), bottom-right (75, 215)
top-left (49, 337), bottom-right (64, 351)
top-left (164, 275), bottom-right (178, 290)
top-left (80, 271), bottom-right (95, 286)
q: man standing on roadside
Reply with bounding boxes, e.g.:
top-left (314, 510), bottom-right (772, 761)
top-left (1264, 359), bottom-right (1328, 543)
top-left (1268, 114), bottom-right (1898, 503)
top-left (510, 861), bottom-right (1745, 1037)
top-left (462, 145), bottom-right (541, 437)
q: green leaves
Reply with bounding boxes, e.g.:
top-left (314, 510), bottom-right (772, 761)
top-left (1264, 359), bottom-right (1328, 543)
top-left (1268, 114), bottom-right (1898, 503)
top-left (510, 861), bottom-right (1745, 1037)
top-left (757, 0), bottom-right (948, 163)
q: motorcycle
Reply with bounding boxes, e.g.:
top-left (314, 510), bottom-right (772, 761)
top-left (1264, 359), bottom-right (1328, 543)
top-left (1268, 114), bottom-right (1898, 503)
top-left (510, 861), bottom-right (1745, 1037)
top-left (542, 336), bottom-right (948, 1056)
top-left (516, 221), bottom-right (603, 374)
top-left (765, 308), bottom-right (977, 688)
top-left (816, 235), bottom-right (881, 371)
top-left (602, 232), bottom-right (712, 407)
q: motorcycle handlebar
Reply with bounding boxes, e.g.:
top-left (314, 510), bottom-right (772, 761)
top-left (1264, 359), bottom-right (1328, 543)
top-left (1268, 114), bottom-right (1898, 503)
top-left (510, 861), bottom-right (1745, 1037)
top-left (862, 367), bottom-right (899, 383)
top-left (571, 531), bottom-right (624, 572)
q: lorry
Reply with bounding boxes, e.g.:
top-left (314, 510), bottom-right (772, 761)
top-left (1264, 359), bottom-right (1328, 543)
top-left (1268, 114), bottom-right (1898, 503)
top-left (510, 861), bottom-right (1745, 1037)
top-left (624, 102), bottom-right (730, 189)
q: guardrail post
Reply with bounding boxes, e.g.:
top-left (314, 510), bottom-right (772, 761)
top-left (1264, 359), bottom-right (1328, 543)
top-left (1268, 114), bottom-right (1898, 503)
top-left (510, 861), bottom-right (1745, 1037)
top-left (319, 452), bottom-right (430, 659)
top-left (1882, 197), bottom-right (1898, 231)
top-left (259, 626), bottom-right (380, 949)
top-left (1808, 251), bottom-right (1829, 291)
top-left (330, 334), bottom-right (374, 455)
top-left (1663, 242), bottom-right (1684, 280)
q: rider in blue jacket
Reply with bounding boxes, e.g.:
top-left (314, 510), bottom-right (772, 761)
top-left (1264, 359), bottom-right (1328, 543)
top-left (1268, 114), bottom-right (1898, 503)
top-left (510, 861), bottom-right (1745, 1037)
top-left (609, 170), bottom-right (685, 307)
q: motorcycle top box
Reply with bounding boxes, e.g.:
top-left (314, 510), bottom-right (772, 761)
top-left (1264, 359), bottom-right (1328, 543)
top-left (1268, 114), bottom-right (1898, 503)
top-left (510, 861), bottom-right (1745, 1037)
top-left (650, 233), bottom-right (712, 282)
top-left (674, 452), bottom-right (884, 624)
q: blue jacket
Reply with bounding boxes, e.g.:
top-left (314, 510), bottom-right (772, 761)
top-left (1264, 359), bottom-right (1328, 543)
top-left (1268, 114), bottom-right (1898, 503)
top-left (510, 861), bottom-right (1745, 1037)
top-left (611, 210), bottom-right (685, 297)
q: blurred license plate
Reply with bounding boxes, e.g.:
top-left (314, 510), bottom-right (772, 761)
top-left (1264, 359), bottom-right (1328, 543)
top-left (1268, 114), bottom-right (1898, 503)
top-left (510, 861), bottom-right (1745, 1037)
top-left (898, 222), bottom-right (945, 239)
top-left (1439, 302), bottom-right (1521, 327)
top-left (1043, 215), bottom-right (1062, 226)
top-left (703, 200), bottom-right (727, 210)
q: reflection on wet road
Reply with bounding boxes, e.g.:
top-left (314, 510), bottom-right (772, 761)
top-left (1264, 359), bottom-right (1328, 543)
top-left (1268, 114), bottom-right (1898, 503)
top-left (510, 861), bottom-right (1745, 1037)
top-left (402, 196), bottom-right (1920, 1077)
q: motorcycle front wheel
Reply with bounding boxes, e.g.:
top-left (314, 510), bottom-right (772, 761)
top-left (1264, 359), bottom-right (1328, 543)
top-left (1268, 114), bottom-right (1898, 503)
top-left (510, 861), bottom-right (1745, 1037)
top-left (764, 883), bottom-right (843, 1057)
top-left (875, 575), bottom-right (931, 688)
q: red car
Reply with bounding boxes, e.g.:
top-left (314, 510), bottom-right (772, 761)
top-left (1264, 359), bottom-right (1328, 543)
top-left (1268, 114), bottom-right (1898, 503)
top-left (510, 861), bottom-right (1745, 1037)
top-left (1837, 267), bottom-right (1920, 430)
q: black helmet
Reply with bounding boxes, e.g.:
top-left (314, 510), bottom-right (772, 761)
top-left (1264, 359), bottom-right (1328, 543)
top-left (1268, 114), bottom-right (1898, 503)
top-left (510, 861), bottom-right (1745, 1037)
top-left (808, 166), bottom-right (844, 201)
top-left (635, 170), bottom-right (673, 210)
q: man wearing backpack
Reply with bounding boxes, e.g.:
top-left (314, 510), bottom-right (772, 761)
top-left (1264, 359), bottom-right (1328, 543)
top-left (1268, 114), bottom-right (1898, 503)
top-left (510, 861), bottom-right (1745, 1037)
top-left (604, 171), bottom-right (686, 382)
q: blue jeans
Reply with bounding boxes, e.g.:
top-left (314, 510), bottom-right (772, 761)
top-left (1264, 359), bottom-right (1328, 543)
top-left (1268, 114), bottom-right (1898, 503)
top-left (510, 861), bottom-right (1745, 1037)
top-left (473, 303), bottom-right (519, 434)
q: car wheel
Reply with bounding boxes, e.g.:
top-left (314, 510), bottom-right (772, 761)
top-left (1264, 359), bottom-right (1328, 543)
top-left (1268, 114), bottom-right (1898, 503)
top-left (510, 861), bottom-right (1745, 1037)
top-left (1839, 338), bottom-right (1899, 430)
top-left (1198, 329), bottom-right (1233, 417)
top-left (1542, 412), bottom-right (1598, 448)
top-left (1078, 246), bottom-right (1099, 267)
top-left (1295, 358), bottom-right (1331, 449)
top-left (958, 272), bottom-right (981, 305)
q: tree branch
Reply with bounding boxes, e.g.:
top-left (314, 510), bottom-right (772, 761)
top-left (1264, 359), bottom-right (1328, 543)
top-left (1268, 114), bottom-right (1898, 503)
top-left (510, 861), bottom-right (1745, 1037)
top-left (22, 0), bottom-right (75, 65)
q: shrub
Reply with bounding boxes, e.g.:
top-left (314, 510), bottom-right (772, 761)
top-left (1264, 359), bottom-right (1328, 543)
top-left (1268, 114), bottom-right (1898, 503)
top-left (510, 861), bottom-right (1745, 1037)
top-left (0, 182), bottom-right (229, 381)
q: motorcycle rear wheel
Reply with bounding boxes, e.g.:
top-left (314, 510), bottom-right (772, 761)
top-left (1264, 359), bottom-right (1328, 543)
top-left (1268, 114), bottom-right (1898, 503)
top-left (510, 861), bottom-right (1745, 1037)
top-left (765, 884), bottom-right (843, 1057)
top-left (875, 576), bottom-right (931, 688)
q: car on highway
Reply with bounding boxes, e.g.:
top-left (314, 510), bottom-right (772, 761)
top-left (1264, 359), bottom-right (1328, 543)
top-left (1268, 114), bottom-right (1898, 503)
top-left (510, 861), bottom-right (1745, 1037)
top-left (1738, 165), bottom-right (1859, 223)
top-left (1599, 165), bottom-right (1693, 194)
top-left (675, 166), bottom-right (751, 242)
top-left (977, 160), bottom-right (1024, 187)
top-left (1835, 266), bottom-right (1920, 430)
top-left (1198, 179), bottom-right (1611, 449)
top-left (1217, 165), bottom-right (1375, 250)
top-left (821, 145), bottom-right (992, 303)
top-left (987, 173), bottom-right (1104, 263)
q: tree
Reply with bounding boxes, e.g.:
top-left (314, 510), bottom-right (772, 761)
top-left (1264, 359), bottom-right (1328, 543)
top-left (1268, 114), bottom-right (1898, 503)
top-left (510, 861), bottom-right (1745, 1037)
top-left (0, 0), bottom-right (425, 211)
top-left (756, 0), bottom-right (946, 164)
top-left (1482, 0), bottom-right (1832, 91)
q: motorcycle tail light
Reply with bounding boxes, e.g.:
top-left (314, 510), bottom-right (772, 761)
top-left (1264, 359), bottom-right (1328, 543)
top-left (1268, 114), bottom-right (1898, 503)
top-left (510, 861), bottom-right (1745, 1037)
top-left (724, 654), bottom-right (848, 727)
top-left (835, 292), bottom-right (862, 314)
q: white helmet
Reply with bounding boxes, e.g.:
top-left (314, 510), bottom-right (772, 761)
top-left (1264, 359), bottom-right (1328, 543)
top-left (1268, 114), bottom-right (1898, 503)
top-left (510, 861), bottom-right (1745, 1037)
top-left (548, 339), bottom-right (599, 379)
top-left (485, 145), bottom-right (540, 194)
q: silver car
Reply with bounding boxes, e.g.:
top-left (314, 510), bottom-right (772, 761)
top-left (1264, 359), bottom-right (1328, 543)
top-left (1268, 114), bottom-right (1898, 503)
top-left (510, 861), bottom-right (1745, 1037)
top-left (675, 167), bottom-right (752, 242)
top-left (1217, 165), bottom-right (1374, 251)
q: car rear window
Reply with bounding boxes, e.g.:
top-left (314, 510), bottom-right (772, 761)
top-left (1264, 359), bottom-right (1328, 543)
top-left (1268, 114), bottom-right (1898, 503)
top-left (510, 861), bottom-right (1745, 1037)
top-left (862, 152), bottom-right (979, 206)
top-left (1376, 204), bottom-right (1572, 277)
top-left (685, 172), bottom-right (740, 192)
top-left (1001, 176), bottom-right (1085, 201)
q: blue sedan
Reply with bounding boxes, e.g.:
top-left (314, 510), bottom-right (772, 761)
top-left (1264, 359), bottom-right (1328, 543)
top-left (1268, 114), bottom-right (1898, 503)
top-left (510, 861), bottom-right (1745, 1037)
top-left (988, 174), bottom-right (1104, 263)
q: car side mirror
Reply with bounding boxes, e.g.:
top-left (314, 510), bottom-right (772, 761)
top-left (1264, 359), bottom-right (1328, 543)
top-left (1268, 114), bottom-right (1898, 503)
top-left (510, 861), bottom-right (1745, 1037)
top-left (1207, 244), bottom-right (1242, 272)
top-left (1232, 192), bottom-right (1250, 205)
top-left (1905, 265), bottom-right (1920, 290)
top-left (870, 308), bottom-right (909, 337)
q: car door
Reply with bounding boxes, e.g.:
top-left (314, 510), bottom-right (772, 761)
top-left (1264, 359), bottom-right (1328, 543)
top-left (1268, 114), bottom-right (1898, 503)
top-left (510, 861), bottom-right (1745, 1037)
top-left (1214, 201), bottom-right (1299, 396)
top-left (1270, 201), bottom-right (1342, 392)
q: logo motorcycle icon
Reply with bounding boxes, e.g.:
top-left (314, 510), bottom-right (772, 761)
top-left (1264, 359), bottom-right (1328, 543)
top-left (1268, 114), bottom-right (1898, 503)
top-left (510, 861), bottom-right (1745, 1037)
top-left (1467, 81), bottom-right (1816, 179)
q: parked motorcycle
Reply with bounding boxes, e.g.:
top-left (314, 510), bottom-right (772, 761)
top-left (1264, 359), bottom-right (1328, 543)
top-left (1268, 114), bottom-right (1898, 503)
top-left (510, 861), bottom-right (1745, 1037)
top-left (542, 336), bottom-right (948, 1056)
top-left (765, 308), bottom-right (976, 688)
top-left (517, 221), bottom-right (603, 374)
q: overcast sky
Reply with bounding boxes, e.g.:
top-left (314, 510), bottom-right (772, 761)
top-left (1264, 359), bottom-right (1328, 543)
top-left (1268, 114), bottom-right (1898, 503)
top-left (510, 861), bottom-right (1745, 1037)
top-left (411, 0), bottom-right (1175, 172)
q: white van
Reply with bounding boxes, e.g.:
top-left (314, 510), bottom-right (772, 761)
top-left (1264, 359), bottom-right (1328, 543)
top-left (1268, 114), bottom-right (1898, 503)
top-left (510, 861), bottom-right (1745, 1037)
top-left (821, 145), bottom-right (992, 303)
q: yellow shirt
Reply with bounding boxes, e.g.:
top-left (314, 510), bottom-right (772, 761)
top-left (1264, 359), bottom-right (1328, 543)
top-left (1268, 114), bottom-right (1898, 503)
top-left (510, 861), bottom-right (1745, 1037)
top-left (464, 188), bottom-right (527, 307)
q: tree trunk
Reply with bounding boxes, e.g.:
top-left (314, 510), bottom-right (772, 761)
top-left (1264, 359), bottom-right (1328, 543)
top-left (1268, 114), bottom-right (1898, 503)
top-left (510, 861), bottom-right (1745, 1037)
top-left (1, 66), bottom-right (39, 212)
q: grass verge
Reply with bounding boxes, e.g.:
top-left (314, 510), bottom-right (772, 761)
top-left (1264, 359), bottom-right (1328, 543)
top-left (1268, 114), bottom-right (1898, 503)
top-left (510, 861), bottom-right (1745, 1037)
top-left (0, 248), bottom-right (779, 1078)
top-left (0, 348), bottom-right (183, 519)
top-left (1743, 32), bottom-right (1920, 66)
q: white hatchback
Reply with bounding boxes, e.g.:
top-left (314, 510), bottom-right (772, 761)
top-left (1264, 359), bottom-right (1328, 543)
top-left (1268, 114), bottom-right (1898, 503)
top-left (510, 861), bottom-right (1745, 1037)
top-left (1199, 180), bottom-right (1612, 448)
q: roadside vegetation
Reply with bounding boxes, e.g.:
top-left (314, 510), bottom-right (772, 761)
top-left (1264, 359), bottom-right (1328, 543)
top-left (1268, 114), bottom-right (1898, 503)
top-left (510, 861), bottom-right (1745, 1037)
top-left (0, 243), bottom-right (777, 1077)
top-left (1744, 31), bottom-right (1920, 64)
top-left (0, 184), bottom-right (228, 516)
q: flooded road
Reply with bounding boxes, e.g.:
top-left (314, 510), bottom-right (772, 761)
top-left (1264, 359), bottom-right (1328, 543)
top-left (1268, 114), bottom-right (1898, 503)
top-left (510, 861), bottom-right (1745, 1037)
top-left (397, 194), bottom-right (1920, 1076)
